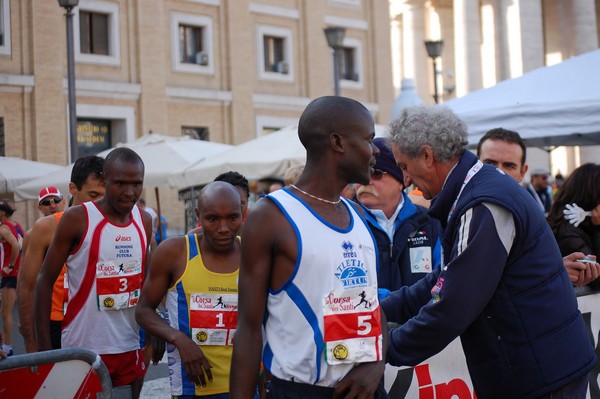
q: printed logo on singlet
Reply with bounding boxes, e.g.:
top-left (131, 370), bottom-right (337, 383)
top-left (335, 241), bottom-right (368, 288)
top-left (115, 235), bottom-right (132, 242)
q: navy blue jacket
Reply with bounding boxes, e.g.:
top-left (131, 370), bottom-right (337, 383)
top-left (383, 151), bottom-right (596, 399)
top-left (359, 192), bottom-right (441, 292)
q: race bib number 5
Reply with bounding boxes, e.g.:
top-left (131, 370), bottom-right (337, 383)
top-left (323, 286), bottom-right (383, 365)
top-left (96, 260), bottom-right (142, 311)
top-left (190, 293), bottom-right (238, 346)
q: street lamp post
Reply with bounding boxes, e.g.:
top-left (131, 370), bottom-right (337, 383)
top-left (58, 0), bottom-right (79, 161)
top-left (424, 40), bottom-right (444, 104)
top-left (324, 26), bottom-right (346, 97)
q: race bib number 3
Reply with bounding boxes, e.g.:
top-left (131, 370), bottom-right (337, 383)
top-left (190, 293), bottom-right (238, 346)
top-left (96, 260), bottom-right (142, 311)
top-left (323, 286), bottom-right (383, 365)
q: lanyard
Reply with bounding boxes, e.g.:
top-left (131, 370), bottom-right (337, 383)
top-left (447, 160), bottom-right (483, 223)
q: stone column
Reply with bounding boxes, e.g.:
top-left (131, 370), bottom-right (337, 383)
top-left (453, 0), bottom-right (482, 97)
top-left (571, 0), bottom-right (599, 55)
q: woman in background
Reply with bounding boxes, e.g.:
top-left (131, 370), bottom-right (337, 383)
top-left (548, 163), bottom-right (600, 288)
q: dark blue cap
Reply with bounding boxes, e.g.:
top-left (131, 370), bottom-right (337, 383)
top-left (373, 137), bottom-right (404, 184)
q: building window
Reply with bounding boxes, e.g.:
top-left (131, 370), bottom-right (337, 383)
top-left (179, 25), bottom-right (206, 65)
top-left (340, 37), bottom-right (363, 89)
top-left (171, 13), bottom-right (214, 74)
top-left (74, 0), bottom-right (121, 65)
top-left (0, 0), bottom-right (11, 56)
top-left (182, 126), bottom-right (209, 141)
top-left (79, 11), bottom-right (109, 55)
top-left (257, 25), bottom-right (294, 82)
top-left (263, 36), bottom-right (287, 74)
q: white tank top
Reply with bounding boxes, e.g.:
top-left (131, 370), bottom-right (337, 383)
top-left (264, 188), bottom-right (382, 386)
top-left (61, 201), bottom-right (147, 354)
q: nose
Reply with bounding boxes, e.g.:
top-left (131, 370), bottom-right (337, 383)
top-left (372, 141), bottom-right (380, 157)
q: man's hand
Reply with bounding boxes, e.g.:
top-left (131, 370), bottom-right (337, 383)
top-left (333, 360), bottom-right (385, 399)
top-left (172, 332), bottom-right (213, 387)
top-left (563, 252), bottom-right (600, 286)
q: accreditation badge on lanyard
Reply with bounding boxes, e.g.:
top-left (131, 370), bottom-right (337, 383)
top-left (322, 286), bottom-right (383, 365)
top-left (408, 231), bottom-right (433, 274)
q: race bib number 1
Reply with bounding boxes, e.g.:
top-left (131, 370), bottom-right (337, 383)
top-left (190, 293), bottom-right (238, 346)
top-left (96, 260), bottom-right (142, 311)
top-left (323, 286), bottom-right (383, 365)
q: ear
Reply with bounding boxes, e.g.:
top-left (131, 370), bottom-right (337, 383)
top-left (518, 164), bottom-right (528, 183)
top-left (421, 145), bottom-right (435, 167)
top-left (68, 182), bottom-right (77, 197)
top-left (330, 132), bottom-right (344, 153)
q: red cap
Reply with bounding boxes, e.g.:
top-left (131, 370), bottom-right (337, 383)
top-left (38, 186), bottom-right (63, 202)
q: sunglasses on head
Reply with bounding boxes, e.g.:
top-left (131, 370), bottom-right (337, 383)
top-left (372, 169), bottom-right (388, 180)
top-left (39, 198), bottom-right (62, 206)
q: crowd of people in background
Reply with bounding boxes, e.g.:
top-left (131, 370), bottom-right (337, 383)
top-left (0, 96), bottom-right (599, 399)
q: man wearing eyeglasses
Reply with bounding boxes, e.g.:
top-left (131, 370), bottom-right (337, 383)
top-left (37, 187), bottom-right (65, 217)
top-left (356, 137), bottom-right (441, 299)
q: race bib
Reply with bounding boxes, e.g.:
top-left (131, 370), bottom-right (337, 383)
top-left (96, 260), bottom-right (142, 311)
top-left (190, 293), bottom-right (238, 346)
top-left (323, 286), bottom-right (383, 365)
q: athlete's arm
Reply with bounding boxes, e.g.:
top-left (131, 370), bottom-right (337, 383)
top-left (0, 224), bottom-right (20, 274)
top-left (136, 236), bottom-right (214, 386)
top-left (35, 206), bottom-right (85, 351)
top-left (230, 198), bottom-right (281, 399)
top-left (17, 216), bottom-right (56, 352)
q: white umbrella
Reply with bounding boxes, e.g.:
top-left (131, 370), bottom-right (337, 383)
top-left (15, 133), bottom-right (233, 200)
top-left (0, 157), bottom-right (63, 201)
top-left (169, 124), bottom-right (389, 187)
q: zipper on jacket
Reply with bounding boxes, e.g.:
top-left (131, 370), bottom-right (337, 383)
top-left (390, 243), bottom-right (393, 258)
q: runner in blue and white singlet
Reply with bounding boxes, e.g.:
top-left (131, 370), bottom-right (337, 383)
top-left (264, 188), bottom-right (383, 386)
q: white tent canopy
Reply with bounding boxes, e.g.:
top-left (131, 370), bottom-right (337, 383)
top-left (444, 49), bottom-right (600, 148)
top-left (15, 133), bottom-right (232, 200)
top-left (1, 157), bottom-right (63, 201)
top-left (170, 124), bottom-right (390, 188)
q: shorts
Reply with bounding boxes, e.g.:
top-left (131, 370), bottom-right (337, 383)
top-left (50, 320), bottom-right (62, 350)
top-left (100, 349), bottom-right (146, 387)
top-left (0, 276), bottom-right (17, 289)
top-left (267, 376), bottom-right (388, 399)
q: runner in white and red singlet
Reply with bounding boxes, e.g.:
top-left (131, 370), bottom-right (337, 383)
top-left (35, 148), bottom-right (154, 399)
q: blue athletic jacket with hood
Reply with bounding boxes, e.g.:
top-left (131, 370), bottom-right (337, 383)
top-left (358, 192), bottom-right (441, 292)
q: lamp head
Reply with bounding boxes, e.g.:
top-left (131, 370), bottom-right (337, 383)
top-left (425, 40), bottom-right (444, 59)
top-left (324, 26), bottom-right (346, 49)
top-left (58, 0), bottom-right (79, 9)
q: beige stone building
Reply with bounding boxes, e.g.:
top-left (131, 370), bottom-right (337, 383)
top-left (0, 0), bottom-right (394, 232)
top-left (390, 0), bottom-right (600, 177)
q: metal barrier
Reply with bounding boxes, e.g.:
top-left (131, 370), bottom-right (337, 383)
top-left (0, 348), bottom-right (113, 399)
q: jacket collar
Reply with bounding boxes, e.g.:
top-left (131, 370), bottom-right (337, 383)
top-left (428, 150), bottom-right (478, 227)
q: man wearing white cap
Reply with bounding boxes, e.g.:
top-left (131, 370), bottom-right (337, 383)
top-left (37, 186), bottom-right (65, 217)
top-left (526, 168), bottom-right (553, 216)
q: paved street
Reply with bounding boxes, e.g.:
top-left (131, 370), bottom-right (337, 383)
top-left (0, 304), bottom-right (170, 398)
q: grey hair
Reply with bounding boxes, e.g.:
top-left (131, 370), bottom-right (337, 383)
top-left (389, 105), bottom-right (469, 162)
